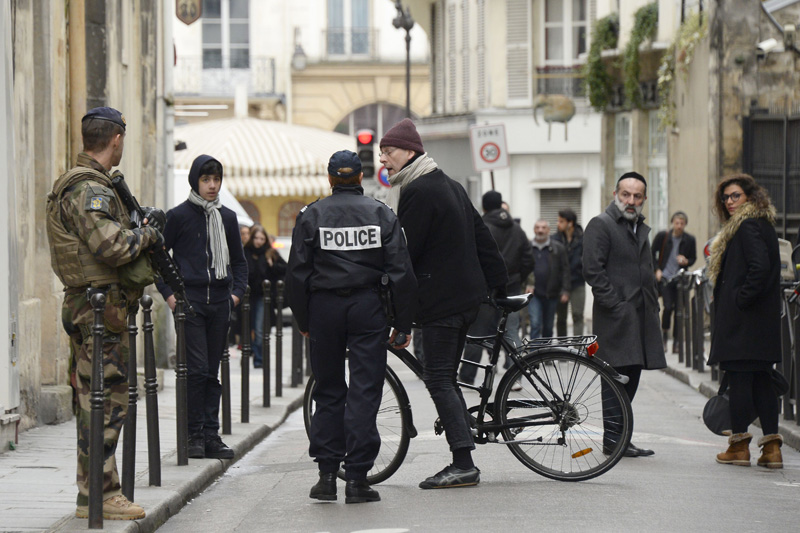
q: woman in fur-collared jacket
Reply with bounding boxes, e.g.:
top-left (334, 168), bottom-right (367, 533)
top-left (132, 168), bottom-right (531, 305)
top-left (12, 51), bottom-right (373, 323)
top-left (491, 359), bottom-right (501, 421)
top-left (707, 173), bottom-right (783, 469)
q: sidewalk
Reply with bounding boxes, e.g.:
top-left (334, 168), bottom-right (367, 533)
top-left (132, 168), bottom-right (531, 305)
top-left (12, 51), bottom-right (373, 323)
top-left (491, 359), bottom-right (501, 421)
top-left (661, 344), bottom-right (800, 452)
top-left (0, 328), bottom-right (307, 533)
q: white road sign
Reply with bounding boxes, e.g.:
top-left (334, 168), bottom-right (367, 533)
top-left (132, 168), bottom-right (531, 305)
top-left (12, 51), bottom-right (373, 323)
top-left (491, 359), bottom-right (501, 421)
top-left (469, 124), bottom-right (509, 172)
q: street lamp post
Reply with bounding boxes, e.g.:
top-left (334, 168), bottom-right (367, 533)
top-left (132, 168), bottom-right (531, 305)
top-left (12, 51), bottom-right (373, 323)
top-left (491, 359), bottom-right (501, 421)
top-left (392, 1), bottom-right (414, 118)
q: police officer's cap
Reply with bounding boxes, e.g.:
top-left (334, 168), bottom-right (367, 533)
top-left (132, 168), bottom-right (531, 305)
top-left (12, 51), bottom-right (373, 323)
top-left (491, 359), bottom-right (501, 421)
top-left (82, 107), bottom-right (126, 131)
top-left (327, 150), bottom-right (362, 179)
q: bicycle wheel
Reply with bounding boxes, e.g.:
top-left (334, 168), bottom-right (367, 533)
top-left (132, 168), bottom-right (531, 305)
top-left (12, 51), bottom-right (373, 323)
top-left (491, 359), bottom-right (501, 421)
top-left (494, 350), bottom-right (633, 482)
top-left (302, 366), bottom-right (410, 485)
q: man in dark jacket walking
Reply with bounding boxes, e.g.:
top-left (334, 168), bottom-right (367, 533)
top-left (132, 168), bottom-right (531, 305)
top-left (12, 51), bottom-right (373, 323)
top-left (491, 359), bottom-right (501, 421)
top-left (156, 155), bottom-right (248, 461)
top-left (525, 219), bottom-right (570, 339)
top-left (552, 209), bottom-right (586, 336)
top-left (583, 171), bottom-right (666, 458)
top-left (379, 119), bottom-right (507, 490)
top-left (459, 191), bottom-right (533, 384)
top-left (652, 211), bottom-right (697, 352)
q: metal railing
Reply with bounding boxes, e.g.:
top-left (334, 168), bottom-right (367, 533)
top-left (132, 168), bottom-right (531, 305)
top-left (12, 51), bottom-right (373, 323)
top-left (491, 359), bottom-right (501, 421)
top-left (534, 66), bottom-right (585, 98)
top-left (321, 27), bottom-right (380, 61)
top-left (674, 269), bottom-right (799, 424)
top-left (174, 55), bottom-right (277, 96)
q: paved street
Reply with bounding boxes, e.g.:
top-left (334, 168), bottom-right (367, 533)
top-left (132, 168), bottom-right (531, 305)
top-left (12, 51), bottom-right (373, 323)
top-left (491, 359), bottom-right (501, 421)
top-left (157, 361), bottom-right (800, 533)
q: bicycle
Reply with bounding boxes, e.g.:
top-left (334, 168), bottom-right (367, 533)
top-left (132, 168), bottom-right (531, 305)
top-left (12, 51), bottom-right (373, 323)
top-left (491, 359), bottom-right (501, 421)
top-left (303, 294), bottom-right (633, 483)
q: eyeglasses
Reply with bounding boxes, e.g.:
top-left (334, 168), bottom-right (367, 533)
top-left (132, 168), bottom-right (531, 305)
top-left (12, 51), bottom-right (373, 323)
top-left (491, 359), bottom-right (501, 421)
top-left (721, 192), bottom-right (743, 203)
top-left (378, 148), bottom-right (396, 157)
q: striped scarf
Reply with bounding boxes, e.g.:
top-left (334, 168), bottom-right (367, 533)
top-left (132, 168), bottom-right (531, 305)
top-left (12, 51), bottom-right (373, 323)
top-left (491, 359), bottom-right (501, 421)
top-left (188, 190), bottom-right (230, 279)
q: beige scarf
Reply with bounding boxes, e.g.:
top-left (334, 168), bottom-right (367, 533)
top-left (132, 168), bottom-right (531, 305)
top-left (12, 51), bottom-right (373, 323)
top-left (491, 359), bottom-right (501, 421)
top-left (707, 201), bottom-right (776, 284)
top-left (386, 153), bottom-right (438, 211)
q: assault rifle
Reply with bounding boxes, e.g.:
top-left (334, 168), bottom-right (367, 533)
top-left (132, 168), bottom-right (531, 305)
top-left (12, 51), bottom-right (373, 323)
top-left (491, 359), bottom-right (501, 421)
top-left (110, 172), bottom-right (195, 316)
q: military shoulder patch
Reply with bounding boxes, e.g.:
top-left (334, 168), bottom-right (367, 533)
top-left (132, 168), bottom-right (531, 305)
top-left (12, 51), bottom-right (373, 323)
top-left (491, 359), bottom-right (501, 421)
top-left (85, 193), bottom-right (111, 214)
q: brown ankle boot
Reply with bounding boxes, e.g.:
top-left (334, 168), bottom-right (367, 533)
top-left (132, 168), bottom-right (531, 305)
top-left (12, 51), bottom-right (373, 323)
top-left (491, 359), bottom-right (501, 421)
top-left (756, 434), bottom-right (783, 469)
top-left (716, 432), bottom-right (752, 466)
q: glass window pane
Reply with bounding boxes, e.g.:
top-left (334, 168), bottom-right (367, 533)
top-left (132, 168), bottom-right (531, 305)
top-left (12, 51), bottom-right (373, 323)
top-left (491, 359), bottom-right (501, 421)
top-left (352, 28), bottom-right (369, 55)
top-left (202, 22), bottom-right (222, 45)
top-left (203, 0), bottom-right (221, 18)
top-left (229, 0), bottom-right (249, 19)
top-left (545, 0), bottom-right (563, 23)
top-left (230, 48), bottom-right (249, 69)
top-left (546, 28), bottom-right (563, 61)
top-left (572, 0), bottom-right (586, 22)
top-left (352, 0), bottom-right (368, 27)
top-left (328, 0), bottom-right (344, 27)
top-left (327, 29), bottom-right (344, 55)
top-left (230, 23), bottom-right (249, 44)
top-left (572, 26), bottom-right (586, 58)
top-left (203, 49), bottom-right (222, 69)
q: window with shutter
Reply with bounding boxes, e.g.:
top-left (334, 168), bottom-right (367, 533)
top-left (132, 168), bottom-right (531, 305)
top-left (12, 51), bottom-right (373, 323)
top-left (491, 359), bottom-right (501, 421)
top-left (539, 188), bottom-right (583, 232)
top-left (477, 0), bottom-right (487, 108)
top-left (506, 0), bottom-right (532, 106)
top-left (433, 1), bottom-right (445, 114)
top-left (447, 3), bottom-right (457, 112)
top-left (462, 0), bottom-right (470, 111)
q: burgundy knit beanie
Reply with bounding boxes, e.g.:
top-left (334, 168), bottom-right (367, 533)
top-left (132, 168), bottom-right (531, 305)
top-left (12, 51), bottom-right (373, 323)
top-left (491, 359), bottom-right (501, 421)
top-left (379, 118), bottom-right (424, 153)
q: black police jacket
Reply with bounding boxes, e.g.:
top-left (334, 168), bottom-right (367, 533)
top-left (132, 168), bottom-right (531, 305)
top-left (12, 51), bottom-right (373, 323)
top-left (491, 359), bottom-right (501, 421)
top-left (285, 184), bottom-right (417, 333)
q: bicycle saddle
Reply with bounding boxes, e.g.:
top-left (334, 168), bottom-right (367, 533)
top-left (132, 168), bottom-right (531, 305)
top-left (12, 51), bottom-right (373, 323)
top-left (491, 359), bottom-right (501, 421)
top-left (492, 294), bottom-right (531, 312)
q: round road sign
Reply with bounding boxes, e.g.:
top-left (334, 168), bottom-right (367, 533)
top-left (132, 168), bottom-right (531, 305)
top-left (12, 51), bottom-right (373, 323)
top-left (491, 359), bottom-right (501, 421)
top-left (480, 142), bottom-right (501, 163)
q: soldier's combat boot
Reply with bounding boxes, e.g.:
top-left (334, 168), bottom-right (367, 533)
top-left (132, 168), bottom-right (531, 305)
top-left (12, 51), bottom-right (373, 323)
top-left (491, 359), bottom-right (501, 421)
top-left (716, 432), bottom-right (752, 466)
top-left (756, 434), bottom-right (783, 469)
top-left (76, 494), bottom-right (145, 520)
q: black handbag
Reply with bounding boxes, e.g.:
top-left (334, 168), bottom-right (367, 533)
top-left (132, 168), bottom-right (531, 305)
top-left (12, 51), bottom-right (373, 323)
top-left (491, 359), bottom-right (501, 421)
top-left (702, 374), bottom-right (733, 437)
top-left (770, 369), bottom-right (790, 397)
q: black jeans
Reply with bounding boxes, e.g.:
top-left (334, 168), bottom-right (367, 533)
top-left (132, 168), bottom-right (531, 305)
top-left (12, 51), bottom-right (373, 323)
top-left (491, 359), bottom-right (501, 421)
top-left (184, 298), bottom-right (231, 438)
top-left (660, 278), bottom-right (679, 333)
top-left (727, 371), bottom-right (779, 435)
top-left (307, 289), bottom-right (387, 480)
top-left (421, 307), bottom-right (479, 452)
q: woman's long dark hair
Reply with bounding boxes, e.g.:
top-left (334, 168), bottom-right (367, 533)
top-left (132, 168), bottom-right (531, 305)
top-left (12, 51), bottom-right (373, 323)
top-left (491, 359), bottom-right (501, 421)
top-left (713, 173), bottom-right (771, 222)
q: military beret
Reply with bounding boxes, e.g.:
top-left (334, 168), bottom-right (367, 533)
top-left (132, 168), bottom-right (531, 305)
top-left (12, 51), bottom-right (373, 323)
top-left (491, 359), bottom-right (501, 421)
top-left (82, 107), bottom-right (126, 131)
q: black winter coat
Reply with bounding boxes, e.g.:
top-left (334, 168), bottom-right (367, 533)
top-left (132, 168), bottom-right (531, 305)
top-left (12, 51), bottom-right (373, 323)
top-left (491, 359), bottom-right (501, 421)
top-left (482, 208), bottom-right (533, 295)
top-left (708, 210), bottom-right (781, 366)
top-left (398, 169), bottom-right (508, 323)
top-left (552, 225), bottom-right (585, 287)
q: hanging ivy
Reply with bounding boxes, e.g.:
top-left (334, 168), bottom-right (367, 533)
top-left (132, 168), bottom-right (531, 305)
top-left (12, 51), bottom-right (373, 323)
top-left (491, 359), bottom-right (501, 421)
top-left (584, 13), bottom-right (619, 112)
top-left (623, 2), bottom-right (658, 108)
top-left (657, 12), bottom-right (708, 128)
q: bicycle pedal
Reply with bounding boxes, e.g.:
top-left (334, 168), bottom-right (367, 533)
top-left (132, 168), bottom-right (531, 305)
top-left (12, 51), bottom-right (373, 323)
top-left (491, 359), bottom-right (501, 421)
top-left (433, 418), bottom-right (444, 436)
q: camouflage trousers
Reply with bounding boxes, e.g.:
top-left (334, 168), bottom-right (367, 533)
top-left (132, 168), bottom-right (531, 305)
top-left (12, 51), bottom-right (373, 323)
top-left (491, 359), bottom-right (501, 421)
top-left (62, 287), bottom-right (131, 506)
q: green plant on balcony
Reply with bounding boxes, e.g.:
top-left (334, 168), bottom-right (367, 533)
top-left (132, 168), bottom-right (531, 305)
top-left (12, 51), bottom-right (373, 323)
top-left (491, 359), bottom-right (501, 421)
top-left (657, 12), bottom-right (708, 128)
top-left (585, 13), bottom-right (619, 111)
top-left (623, 2), bottom-right (659, 108)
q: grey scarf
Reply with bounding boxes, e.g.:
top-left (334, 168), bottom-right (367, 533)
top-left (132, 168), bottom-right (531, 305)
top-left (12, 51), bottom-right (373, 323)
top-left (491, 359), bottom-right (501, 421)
top-left (188, 190), bottom-right (230, 279)
top-left (386, 153), bottom-right (438, 211)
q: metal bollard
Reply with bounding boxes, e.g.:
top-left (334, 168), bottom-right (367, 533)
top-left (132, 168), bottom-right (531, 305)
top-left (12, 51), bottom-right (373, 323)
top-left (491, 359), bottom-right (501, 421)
top-left (88, 291), bottom-right (106, 529)
top-left (262, 280), bottom-right (272, 408)
top-left (675, 273), bottom-right (686, 364)
top-left (221, 334), bottom-right (232, 434)
top-left (121, 300), bottom-right (139, 502)
top-left (241, 286), bottom-right (251, 423)
top-left (141, 296), bottom-right (161, 485)
top-left (275, 281), bottom-right (285, 397)
top-left (291, 318), bottom-right (304, 387)
top-left (692, 276), bottom-right (705, 372)
top-left (174, 297), bottom-right (189, 466)
top-left (683, 275), bottom-right (693, 369)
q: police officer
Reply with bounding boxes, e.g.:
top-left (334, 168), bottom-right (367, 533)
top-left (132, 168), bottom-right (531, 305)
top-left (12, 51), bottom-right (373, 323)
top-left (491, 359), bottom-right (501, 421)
top-left (46, 107), bottom-right (162, 520)
top-left (286, 150), bottom-right (417, 504)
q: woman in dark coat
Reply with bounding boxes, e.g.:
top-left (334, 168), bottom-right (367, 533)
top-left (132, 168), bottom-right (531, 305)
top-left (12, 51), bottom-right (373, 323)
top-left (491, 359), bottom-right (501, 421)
top-left (244, 224), bottom-right (287, 368)
top-left (707, 173), bottom-right (783, 469)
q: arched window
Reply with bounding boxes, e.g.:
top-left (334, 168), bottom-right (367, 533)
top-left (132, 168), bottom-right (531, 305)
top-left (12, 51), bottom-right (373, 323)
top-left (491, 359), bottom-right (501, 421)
top-left (278, 201), bottom-right (305, 236)
top-left (334, 103), bottom-right (413, 138)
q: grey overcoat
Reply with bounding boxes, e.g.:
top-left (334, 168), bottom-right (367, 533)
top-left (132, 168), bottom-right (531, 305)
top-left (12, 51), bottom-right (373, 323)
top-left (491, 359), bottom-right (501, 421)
top-left (582, 202), bottom-right (666, 369)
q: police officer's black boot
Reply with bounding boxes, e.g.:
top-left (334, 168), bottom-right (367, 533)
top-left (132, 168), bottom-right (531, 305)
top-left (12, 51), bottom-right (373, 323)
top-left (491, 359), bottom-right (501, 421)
top-left (345, 480), bottom-right (380, 504)
top-left (310, 472), bottom-right (337, 501)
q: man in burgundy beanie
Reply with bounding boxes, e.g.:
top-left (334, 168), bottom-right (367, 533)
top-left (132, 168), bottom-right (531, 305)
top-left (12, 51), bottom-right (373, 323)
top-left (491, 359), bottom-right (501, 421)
top-left (379, 119), bottom-right (507, 490)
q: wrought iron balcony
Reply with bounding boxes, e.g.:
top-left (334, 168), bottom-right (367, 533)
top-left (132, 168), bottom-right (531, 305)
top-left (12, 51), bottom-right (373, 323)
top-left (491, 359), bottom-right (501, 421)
top-left (534, 66), bottom-right (586, 98)
top-left (321, 27), bottom-right (380, 61)
top-left (174, 56), bottom-right (277, 97)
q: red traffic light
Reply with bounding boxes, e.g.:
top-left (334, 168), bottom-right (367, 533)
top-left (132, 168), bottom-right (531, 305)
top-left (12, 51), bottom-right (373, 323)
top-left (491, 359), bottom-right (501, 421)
top-left (356, 129), bottom-right (375, 146)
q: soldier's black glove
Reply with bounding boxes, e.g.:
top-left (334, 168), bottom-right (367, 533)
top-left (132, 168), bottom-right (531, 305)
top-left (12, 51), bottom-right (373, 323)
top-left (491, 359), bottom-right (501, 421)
top-left (143, 226), bottom-right (164, 250)
top-left (142, 207), bottom-right (167, 233)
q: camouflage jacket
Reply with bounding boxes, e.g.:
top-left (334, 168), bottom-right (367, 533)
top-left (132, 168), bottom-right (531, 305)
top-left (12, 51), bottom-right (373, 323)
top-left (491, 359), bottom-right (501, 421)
top-left (46, 153), bottom-right (159, 289)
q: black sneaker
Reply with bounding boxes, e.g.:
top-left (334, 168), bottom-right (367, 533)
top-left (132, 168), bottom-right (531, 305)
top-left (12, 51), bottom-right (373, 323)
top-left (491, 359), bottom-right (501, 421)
top-left (419, 464), bottom-right (480, 489)
top-left (204, 434), bottom-right (235, 459)
top-left (309, 472), bottom-right (337, 501)
top-left (345, 480), bottom-right (380, 504)
top-left (188, 434), bottom-right (205, 459)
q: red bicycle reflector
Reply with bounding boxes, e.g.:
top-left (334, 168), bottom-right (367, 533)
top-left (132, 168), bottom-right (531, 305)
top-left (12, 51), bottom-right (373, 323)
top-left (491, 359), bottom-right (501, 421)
top-left (572, 448), bottom-right (592, 459)
top-left (357, 131), bottom-right (374, 145)
top-left (587, 342), bottom-right (599, 356)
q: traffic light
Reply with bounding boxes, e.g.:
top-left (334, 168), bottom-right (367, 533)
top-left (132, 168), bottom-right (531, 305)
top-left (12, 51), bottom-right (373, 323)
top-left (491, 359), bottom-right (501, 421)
top-left (356, 129), bottom-right (376, 178)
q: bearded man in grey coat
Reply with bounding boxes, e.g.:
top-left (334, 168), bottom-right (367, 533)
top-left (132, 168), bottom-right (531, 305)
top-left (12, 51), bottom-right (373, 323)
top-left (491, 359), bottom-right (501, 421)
top-left (583, 172), bottom-right (666, 458)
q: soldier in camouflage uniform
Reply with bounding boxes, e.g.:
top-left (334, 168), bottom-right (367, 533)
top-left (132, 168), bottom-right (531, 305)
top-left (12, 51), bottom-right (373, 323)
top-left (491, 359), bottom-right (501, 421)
top-left (45, 107), bottom-right (162, 521)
